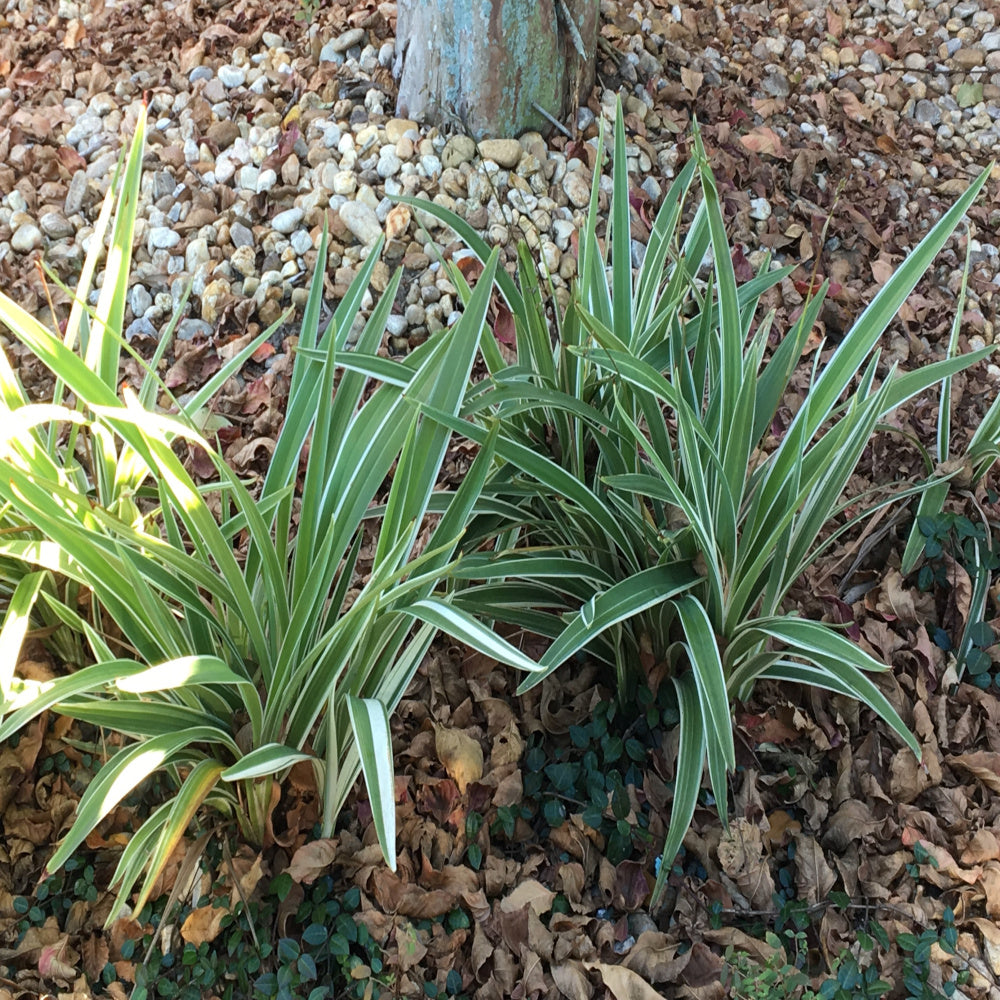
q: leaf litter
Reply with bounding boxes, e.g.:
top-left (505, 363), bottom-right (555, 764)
top-left (3, 0), bottom-right (1000, 995)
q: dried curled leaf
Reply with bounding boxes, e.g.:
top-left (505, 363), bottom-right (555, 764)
top-left (433, 723), bottom-right (483, 792)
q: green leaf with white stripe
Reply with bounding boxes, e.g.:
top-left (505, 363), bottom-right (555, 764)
top-left (348, 695), bottom-right (397, 871)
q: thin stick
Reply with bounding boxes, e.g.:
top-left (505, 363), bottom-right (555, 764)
top-left (531, 102), bottom-right (573, 139)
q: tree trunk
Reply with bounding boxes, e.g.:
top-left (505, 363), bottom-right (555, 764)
top-left (394, 0), bottom-right (598, 140)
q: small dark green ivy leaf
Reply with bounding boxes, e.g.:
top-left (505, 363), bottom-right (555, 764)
top-left (276, 936), bottom-right (300, 963)
top-left (297, 953), bottom-right (318, 981)
top-left (271, 872), bottom-right (293, 902)
top-left (466, 843), bottom-right (483, 870)
top-left (328, 932), bottom-right (350, 957)
top-left (302, 923), bottom-right (327, 947)
top-left (967, 621), bottom-right (995, 648)
top-left (543, 798), bottom-right (566, 828)
top-left (965, 648), bottom-right (992, 677)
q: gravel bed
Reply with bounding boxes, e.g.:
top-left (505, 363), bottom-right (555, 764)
top-left (0, 0), bottom-right (998, 393)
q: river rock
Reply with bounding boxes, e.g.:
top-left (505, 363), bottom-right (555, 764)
top-left (11, 223), bottom-right (42, 253)
top-left (442, 135), bottom-right (476, 168)
top-left (478, 138), bottom-right (523, 169)
top-left (339, 201), bottom-right (382, 246)
top-left (271, 207), bottom-right (304, 234)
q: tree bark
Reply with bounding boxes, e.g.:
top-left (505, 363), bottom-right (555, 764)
top-left (394, 0), bottom-right (598, 140)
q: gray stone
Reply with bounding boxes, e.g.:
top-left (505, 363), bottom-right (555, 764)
top-left (153, 170), bottom-right (176, 200)
top-left (319, 40), bottom-right (345, 64)
top-left (64, 171), bottom-right (88, 215)
top-left (761, 71), bottom-right (790, 97)
top-left (377, 147), bottom-right (402, 179)
top-left (562, 168), bottom-right (592, 208)
top-left (65, 112), bottom-right (102, 147)
top-left (177, 318), bottom-right (214, 340)
top-left (271, 207), bottom-right (304, 234)
top-left (129, 284), bottom-right (153, 317)
top-left (11, 223), bottom-right (42, 253)
top-left (420, 154), bottom-right (442, 178)
top-left (189, 66), bottom-right (213, 83)
top-left (185, 237), bottom-right (210, 271)
top-left (290, 230), bottom-right (314, 255)
top-left (983, 31), bottom-right (1000, 52)
top-left (148, 226), bottom-right (180, 251)
top-left (218, 65), bottom-right (246, 89)
top-left (386, 314), bottom-right (407, 336)
top-left (256, 168), bottom-right (278, 193)
top-left (87, 151), bottom-right (119, 182)
top-left (125, 317), bottom-right (158, 342)
top-left (330, 27), bottom-right (365, 52)
top-left (39, 211), bottom-right (73, 239)
top-left (552, 218), bottom-right (576, 250)
top-left (339, 201), bottom-right (381, 246)
top-left (914, 99), bottom-right (942, 125)
top-left (750, 197), bottom-right (772, 221)
top-left (230, 221), bottom-right (254, 248)
top-left (859, 50), bottom-right (883, 72)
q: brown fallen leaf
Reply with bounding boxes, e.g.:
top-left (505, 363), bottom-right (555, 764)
top-left (680, 66), bottom-right (703, 97)
top-left (433, 723), bottom-right (483, 792)
top-left (794, 833), bottom-right (837, 905)
top-left (499, 879), bottom-right (555, 916)
top-left (717, 818), bottom-right (775, 909)
top-left (490, 719), bottom-right (524, 768)
top-left (871, 258), bottom-right (895, 287)
top-left (552, 961), bottom-right (594, 999)
top-left (62, 17), bottom-right (86, 48)
top-left (80, 934), bottom-right (110, 984)
top-left (947, 751), bottom-right (1000, 792)
top-left (284, 837), bottom-right (337, 884)
top-left (978, 861), bottom-right (1000, 918)
top-left (911, 838), bottom-right (983, 885)
top-left (962, 829), bottom-right (1000, 865)
top-left (38, 939), bottom-right (77, 981)
top-left (739, 126), bottom-right (787, 158)
top-left (393, 920), bottom-right (427, 972)
top-left (180, 905), bottom-right (227, 946)
top-left (584, 962), bottom-right (662, 1000)
top-left (621, 930), bottom-right (686, 982)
